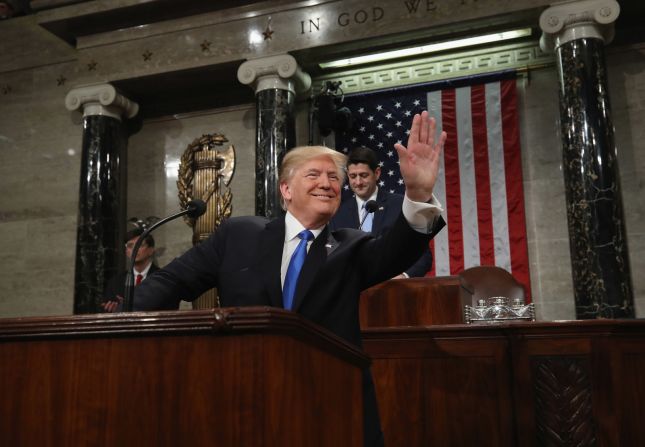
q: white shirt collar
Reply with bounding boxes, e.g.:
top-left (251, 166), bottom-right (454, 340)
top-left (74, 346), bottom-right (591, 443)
top-left (284, 211), bottom-right (325, 242)
top-left (355, 187), bottom-right (379, 210)
top-left (133, 261), bottom-right (153, 277)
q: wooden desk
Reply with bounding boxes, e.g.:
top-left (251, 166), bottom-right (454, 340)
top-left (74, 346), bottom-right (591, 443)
top-left (363, 319), bottom-right (645, 446)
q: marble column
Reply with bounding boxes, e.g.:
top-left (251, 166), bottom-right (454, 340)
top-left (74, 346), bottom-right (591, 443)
top-left (65, 84), bottom-right (139, 314)
top-left (540, 0), bottom-right (633, 318)
top-left (238, 54), bottom-right (311, 218)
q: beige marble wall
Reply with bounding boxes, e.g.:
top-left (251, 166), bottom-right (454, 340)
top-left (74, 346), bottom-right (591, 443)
top-left (518, 69), bottom-right (577, 321)
top-left (607, 44), bottom-right (645, 318)
top-left (0, 15), bottom-right (643, 320)
top-left (0, 56), bottom-right (80, 317)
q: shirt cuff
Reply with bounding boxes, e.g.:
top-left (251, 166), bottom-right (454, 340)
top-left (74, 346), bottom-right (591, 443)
top-left (402, 194), bottom-right (444, 234)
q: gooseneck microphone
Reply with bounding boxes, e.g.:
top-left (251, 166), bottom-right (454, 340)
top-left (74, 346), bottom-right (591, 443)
top-left (122, 199), bottom-right (207, 312)
top-left (358, 200), bottom-right (378, 231)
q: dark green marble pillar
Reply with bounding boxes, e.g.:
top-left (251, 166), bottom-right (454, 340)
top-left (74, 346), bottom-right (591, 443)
top-left (255, 88), bottom-right (296, 218)
top-left (238, 54), bottom-right (311, 218)
top-left (65, 84), bottom-right (139, 314)
top-left (556, 38), bottom-right (633, 318)
top-left (540, 0), bottom-right (632, 318)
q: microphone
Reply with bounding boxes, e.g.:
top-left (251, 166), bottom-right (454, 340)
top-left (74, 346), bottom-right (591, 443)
top-left (122, 199), bottom-right (207, 312)
top-left (186, 199), bottom-right (207, 219)
top-left (358, 200), bottom-right (378, 231)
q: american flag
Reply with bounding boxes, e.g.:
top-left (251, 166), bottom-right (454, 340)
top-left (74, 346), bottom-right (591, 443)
top-left (335, 73), bottom-right (531, 299)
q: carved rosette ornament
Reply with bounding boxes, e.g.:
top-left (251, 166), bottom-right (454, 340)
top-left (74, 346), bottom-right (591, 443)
top-left (177, 133), bottom-right (236, 308)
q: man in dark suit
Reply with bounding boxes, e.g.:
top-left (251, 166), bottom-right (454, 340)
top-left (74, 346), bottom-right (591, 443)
top-left (134, 111), bottom-right (447, 447)
top-left (102, 228), bottom-right (159, 312)
top-left (330, 145), bottom-right (441, 278)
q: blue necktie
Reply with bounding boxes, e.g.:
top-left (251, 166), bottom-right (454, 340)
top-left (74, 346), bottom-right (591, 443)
top-left (283, 229), bottom-right (314, 311)
top-left (361, 203), bottom-right (373, 232)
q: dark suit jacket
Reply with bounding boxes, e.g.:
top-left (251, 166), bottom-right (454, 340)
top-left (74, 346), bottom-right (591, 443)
top-left (134, 212), bottom-right (437, 447)
top-left (102, 263), bottom-right (160, 303)
top-left (135, 212), bottom-right (431, 345)
top-left (330, 188), bottom-right (443, 277)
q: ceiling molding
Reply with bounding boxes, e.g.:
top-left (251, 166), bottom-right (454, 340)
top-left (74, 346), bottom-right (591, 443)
top-left (313, 41), bottom-right (554, 94)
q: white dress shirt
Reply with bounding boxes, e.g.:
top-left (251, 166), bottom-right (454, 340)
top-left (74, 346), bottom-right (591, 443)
top-left (280, 195), bottom-right (443, 287)
top-left (354, 189), bottom-right (379, 223)
top-left (133, 260), bottom-right (153, 280)
top-left (280, 212), bottom-right (324, 288)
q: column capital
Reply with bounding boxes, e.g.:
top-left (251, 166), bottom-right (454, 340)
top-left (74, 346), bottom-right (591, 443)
top-left (237, 54), bottom-right (311, 96)
top-left (539, 0), bottom-right (620, 52)
top-left (65, 83), bottom-right (139, 121)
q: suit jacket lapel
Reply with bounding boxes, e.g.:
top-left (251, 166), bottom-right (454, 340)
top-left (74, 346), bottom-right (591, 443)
top-left (258, 217), bottom-right (285, 308)
top-left (291, 226), bottom-right (329, 312)
top-left (347, 198), bottom-right (361, 229)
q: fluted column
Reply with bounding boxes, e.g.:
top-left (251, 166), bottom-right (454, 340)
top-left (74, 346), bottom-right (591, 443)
top-left (65, 84), bottom-right (139, 314)
top-left (238, 54), bottom-right (311, 217)
top-left (540, 0), bottom-right (633, 318)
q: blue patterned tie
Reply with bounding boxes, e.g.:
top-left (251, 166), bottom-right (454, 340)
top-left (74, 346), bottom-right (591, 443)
top-left (283, 229), bottom-right (314, 310)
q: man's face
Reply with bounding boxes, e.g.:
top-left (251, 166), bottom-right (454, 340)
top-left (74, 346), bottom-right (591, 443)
top-left (280, 156), bottom-right (342, 228)
top-left (125, 236), bottom-right (154, 264)
top-left (347, 163), bottom-right (380, 200)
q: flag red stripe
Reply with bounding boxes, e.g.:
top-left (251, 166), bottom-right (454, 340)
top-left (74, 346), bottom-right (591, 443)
top-left (441, 89), bottom-right (464, 275)
top-left (471, 85), bottom-right (495, 266)
top-left (334, 76), bottom-right (531, 298)
top-left (501, 79), bottom-right (531, 301)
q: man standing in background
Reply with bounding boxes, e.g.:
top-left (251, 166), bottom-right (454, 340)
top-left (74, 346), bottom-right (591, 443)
top-left (102, 228), bottom-right (159, 312)
top-left (331, 145), bottom-right (444, 278)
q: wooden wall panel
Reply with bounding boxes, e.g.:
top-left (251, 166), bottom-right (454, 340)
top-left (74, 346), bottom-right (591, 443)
top-left (615, 341), bottom-right (645, 446)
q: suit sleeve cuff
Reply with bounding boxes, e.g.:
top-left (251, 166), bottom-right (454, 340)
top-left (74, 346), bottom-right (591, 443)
top-left (402, 194), bottom-right (444, 234)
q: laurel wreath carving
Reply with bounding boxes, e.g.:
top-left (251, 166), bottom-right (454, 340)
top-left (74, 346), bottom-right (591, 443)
top-left (177, 132), bottom-right (234, 227)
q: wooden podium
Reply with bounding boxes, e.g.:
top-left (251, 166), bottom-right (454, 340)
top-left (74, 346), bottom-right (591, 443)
top-left (359, 276), bottom-right (467, 328)
top-left (0, 307), bottom-right (367, 446)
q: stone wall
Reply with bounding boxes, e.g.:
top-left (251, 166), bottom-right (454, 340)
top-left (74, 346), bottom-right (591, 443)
top-left (0, 4), bottom-right (642, 319)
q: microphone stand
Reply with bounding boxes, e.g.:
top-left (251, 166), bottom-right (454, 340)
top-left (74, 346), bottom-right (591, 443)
top-left (122, 201), bottom-right (205, 312)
